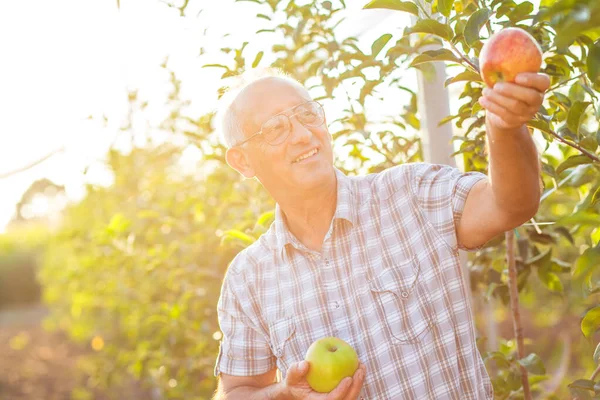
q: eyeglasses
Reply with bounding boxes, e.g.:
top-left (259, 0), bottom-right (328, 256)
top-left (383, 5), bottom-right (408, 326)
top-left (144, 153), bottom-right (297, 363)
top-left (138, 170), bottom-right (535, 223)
top-left (234, 100), bottom-right (325, 147)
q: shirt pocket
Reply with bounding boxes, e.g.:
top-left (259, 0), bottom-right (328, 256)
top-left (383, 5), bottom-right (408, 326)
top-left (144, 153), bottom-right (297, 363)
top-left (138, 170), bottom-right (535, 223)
top-left (268, 317), bottom-right (296, 374)
top-left (368, 257), bottom-right (435, 344)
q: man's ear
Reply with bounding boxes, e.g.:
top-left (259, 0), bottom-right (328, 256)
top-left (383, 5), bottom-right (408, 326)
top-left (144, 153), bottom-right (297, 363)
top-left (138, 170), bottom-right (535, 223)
top-left (225, 147), bottom-right (255, 178)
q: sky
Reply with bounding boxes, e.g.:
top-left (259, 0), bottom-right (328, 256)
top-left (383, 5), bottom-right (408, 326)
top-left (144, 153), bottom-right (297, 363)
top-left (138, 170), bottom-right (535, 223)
top-left (0, 0), bottom-right (413, 233)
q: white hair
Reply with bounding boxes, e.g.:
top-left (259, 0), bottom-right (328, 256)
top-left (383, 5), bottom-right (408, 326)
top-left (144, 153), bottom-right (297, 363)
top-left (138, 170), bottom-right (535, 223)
top-left (215, 68), bottom-right (306, 148)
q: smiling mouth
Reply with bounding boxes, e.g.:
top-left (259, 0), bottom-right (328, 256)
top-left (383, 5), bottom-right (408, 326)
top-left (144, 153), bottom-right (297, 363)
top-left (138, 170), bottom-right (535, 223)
top-left (293, 148), bottom-right (319, 164)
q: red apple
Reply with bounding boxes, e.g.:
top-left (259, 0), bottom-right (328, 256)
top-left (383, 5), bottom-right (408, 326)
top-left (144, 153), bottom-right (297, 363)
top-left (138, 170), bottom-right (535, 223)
top-left (479, 27), bottom-right (543, 88)
top-left (304, 337), bottom-right (359, 393)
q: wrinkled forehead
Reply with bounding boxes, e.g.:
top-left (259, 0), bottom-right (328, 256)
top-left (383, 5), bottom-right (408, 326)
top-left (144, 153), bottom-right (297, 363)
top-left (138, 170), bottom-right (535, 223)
top-left (234, 77), bottom-right (312, 131)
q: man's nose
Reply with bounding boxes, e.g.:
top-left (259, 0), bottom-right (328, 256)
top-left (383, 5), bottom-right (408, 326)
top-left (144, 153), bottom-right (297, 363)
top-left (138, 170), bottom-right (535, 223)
top-left (288, 117), bottom-right (312, 144)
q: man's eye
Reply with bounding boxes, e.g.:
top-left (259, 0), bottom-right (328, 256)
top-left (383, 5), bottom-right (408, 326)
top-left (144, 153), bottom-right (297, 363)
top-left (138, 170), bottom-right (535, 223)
top-left (266, 123), bottom-right (284, 133)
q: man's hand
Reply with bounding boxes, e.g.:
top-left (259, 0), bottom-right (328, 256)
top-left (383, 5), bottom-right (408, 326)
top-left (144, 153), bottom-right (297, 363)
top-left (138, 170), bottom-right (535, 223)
top-left (478, 72), bottom-right (551, 131)
top-left (284, 360), bottom-right (367, 400)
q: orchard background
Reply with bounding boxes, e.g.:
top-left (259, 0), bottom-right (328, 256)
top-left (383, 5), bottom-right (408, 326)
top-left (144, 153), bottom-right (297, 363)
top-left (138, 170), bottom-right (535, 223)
top-left (1, 0), bottom-right (600, 399)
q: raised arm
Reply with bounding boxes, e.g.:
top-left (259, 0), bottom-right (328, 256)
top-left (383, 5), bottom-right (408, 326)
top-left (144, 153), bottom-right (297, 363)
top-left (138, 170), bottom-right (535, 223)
top-left (457, 72), bottom-right (549, 249)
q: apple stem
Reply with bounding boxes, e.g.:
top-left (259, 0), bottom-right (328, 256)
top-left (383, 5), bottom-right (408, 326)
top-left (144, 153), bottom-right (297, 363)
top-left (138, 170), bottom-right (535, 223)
top-left (506, 230), bottom-right (532, 400)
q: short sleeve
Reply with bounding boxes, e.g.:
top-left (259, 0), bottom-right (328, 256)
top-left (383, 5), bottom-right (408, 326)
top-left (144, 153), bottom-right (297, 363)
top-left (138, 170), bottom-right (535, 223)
top-left (409, 163), bottom-right (487, 252)
top-left (214, 275), bottom-right (276, 377)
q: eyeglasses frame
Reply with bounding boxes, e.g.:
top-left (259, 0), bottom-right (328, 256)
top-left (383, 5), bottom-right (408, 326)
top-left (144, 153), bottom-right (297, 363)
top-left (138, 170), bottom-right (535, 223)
top-left (232, 100), bottom-right (325, 147)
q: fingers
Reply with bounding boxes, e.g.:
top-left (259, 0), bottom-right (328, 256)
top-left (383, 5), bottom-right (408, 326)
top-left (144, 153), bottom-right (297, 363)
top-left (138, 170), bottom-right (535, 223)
top-left (490, 82), bottom-right (544, 108)
top-left (344, 364), bottom-right (367, 400)
top-left (515, 72), bottom-right (551, 92)
top-left (479, 96), bottom-right (526, 125)
top-left (482, 88), bottom-right (533, 118)
top-left (480, 73), bottom-right (549, 131)
top-left (322, 363), bottom-right (367, 400)
top-left (324, 376), bottom-right (352, 400)
top-left (286, 361), bottom-right (309, 386)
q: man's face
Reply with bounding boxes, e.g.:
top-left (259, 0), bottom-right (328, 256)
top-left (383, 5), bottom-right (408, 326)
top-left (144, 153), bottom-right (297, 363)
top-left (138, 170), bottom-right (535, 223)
top-left (234, 78), bottom-right (335, 192)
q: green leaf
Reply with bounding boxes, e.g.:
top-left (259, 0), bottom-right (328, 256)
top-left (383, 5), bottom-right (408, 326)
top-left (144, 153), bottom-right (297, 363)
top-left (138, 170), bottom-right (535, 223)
top-left (537, 270), bottom-right (564, 292)
top-left (437, 0), bottom-right (453, 17)
top-left (409, 49), bottom-right (461, 67)
top-left (108, 213), bottom-right (130, 234)
top-left (252, 51), bottom-right (264, 68)
top-left (556, 155), bottom-right (594, 175)
top-left (506, 370), bottom-right (522, 391)
top-left (558, 211), bottom-right (600, 227)
top-left (445, 70), bottom-right (482, 86)
top-left (582, 306), bottom-right (600, 338)
top-left (554, 227), bottom-right (574, 244)
top-left (372, 34), bottom-right (393, 57)
top-left (221, 229), bottom-right (256, 245)
top-left (527, 120), bottom-right (555, 136)
top-left (526, 248), bottom-right (552, 268)
top-left (517, 353), bottom-right (546, 375)
top-left (508, 2), bottom-right (534, 23)
top-left (438, 114), bottom-right (460, 126)
top-left (568, 379), bottom-right (596, 391)
top-left (257, 210), bottom-right (275, 227)
top-left (408, 19), bottom-right (454, 41)
top-left (484, 351), bottom-right (511, 368)
top-left (567, 101), bottom-right (592, 136)
top-left (581, 136), bottom-right (598, 152)
top-left (588, 40), bottom-right (600, 84)
top-left (573, 245), bottom-right (600, 281)
top-left (464, 9), bottom-right (492, 46)
top-left (541, 162), bottom-right (557, 179)
top-left (471, 101), bottom-right (483, 116)
top-left (591, 187), bottom-right (600, 207)
top-left (202, 63), bottom-right (229, 70)
top-left (363, 0), bottom-right (419, 16)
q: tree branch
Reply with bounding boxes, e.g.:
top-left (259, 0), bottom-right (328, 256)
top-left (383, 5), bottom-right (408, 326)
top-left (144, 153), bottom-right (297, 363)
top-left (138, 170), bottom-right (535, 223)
top-left (535, 118), bottom-right (600, 163)
top-left (591, 364), bottom-right (600, 382)
top-left (0, 147), bottom-right (65, 180)
top-left (547, 72), bottom-right (586, 92)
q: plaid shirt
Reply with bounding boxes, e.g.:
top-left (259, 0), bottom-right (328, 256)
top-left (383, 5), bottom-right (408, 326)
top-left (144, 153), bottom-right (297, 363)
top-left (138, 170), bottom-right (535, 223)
top-left (215, 163), bottom-right (494, 399)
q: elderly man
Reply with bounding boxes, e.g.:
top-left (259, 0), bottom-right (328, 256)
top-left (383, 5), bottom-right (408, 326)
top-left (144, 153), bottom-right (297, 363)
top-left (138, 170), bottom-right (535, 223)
top-left (212, 69), bottom-right (549, 399)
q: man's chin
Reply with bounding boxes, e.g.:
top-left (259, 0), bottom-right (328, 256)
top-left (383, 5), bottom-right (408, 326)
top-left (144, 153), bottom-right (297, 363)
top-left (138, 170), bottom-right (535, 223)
top-left (290, 165), bottom-right (333, 187)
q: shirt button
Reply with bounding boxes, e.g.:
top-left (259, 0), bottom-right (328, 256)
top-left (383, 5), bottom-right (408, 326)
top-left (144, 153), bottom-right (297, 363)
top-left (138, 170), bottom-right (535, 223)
top-left (333, 301), bottom-right (340, 309)
top-left (401, 291), bottom-right (409, 298)
top-left (325, 259), bottom-right (330, 265)
top-left (276, 348), bottom-right (283, 357)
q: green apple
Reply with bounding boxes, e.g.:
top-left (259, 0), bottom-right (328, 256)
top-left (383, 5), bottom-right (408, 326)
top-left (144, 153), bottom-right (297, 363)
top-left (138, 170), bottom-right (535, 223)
top-left (304, 336), bottom-right (359, 393)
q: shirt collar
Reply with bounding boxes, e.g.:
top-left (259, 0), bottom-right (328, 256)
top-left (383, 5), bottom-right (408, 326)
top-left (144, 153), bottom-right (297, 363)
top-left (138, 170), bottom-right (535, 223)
top-left (273, 167), bottom-right (356, 253)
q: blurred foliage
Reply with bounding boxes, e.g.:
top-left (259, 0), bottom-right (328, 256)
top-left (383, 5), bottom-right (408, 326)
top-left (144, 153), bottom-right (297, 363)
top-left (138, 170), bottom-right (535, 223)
top-left (39, 147), bottom-right (273, 399)
top-left (4, 0), bottom-right (595, 399)
top-left (0, 226), bottom-right (48, 309)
